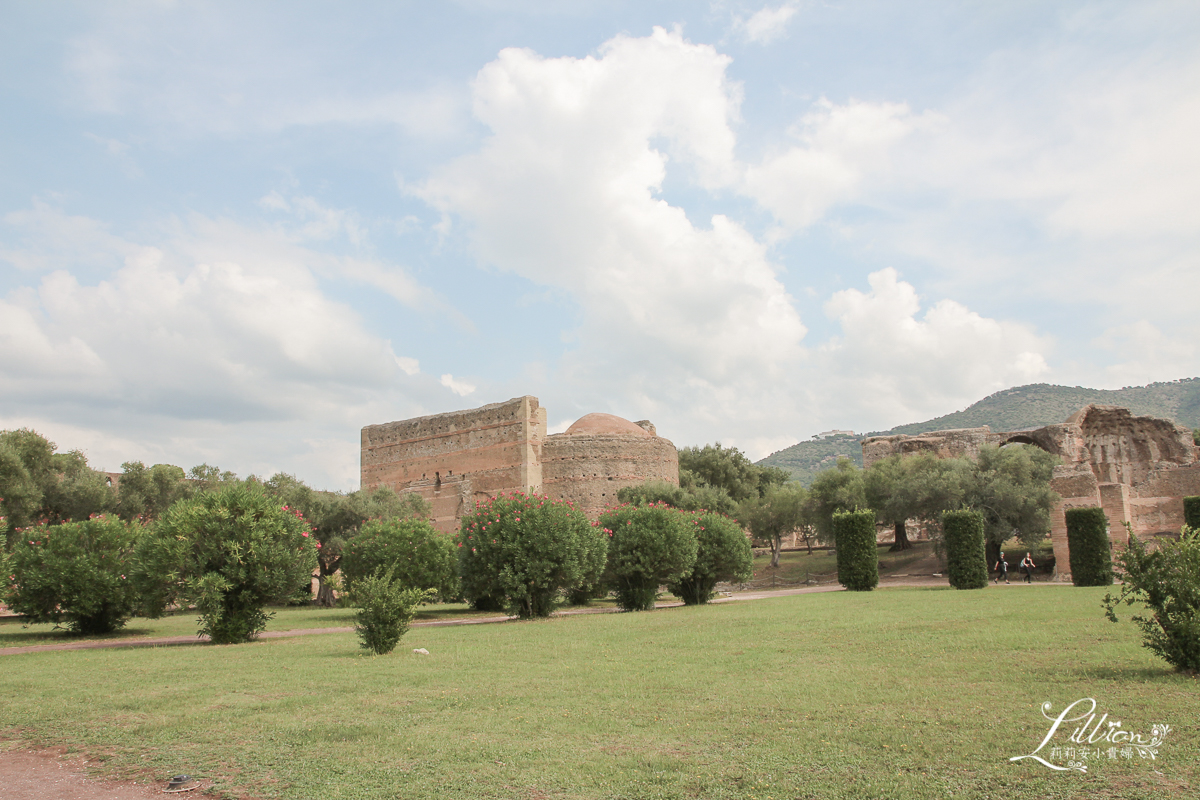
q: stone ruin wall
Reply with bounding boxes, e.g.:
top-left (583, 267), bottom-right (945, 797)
top-left (361, 397), bottom-right (680, 534)
top-left (542, 425), bottom-right (680, 519)
top-left (361, 396), bottom-right (547, 535)
top-left (862, 405), bottom-right (1200, 579)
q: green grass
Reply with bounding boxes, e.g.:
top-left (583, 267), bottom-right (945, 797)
top-left (1, 587), bottom-right (1195, 799)
top-left (752, 541), bottom-right (943, 583)
top-left (0, 602), bottom-right (510, 649)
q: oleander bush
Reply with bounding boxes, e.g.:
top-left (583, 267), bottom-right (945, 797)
top-left (599, 502), bottom-right (697, 611)
top-left (4, 515), bottom-right (143, 634)
top-left (456, 493), bottom-right (603, 618)
top-left (667, 511), bottom-right (753, 605)
top-left (833, 509), bottom-right (878, 591)
top-left (1065, 506), bottom-right (1112, 586)
top-left (942, 509), bottom-right (989, 590)
top-left (133, 484), bottom-right (319, 643)
top-left (341, 517), bottom-right (458, 602)
top-left (1104, 525), bottom-right (1200, 674)
top-left (353, 568), bottom-right (432, 655)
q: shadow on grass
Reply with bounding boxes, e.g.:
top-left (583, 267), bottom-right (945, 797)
top-left (1077, 663), bottom-right (1191, 682)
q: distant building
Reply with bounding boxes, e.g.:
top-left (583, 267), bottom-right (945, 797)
top-left (812, 429), bottom-right (855, 439)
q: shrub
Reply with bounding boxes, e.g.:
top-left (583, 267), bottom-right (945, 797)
top-left (1184, 496), bottom-right (1200, 530)
top-left (4, 515), bottom-right (143, 634)
top-left (353, 568), bottom-right (432, 655)
top-left (1104, 526), bottom-right (1200, 674)
top-left (599, 503), bottom-right (698, 611)
top-left (942, 509), bottom-right (989, 590)
top-left (567, 518), bottom-right (611, 606)
top-left (1065, 506), bottom-right (1112, 586)
top-left (456, 493), bottom-right (603, 619)
top-left (133, 484), bottom-right (319, 643)
top-left (833, 509), bottom-right (878, 591)
top-left (341, 518), bottom-right (458, 602)
top-left (668, 511), bottom-right (753, 605)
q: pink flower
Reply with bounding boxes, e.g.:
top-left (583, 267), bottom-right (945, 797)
top-left (301, 532), bottom-right (309, 537)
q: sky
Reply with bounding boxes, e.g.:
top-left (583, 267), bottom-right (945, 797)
top-left (2, 1), bottom-right (1199, 491)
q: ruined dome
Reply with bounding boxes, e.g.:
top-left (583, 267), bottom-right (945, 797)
top-left (565, 413), bottom-right (651, 437)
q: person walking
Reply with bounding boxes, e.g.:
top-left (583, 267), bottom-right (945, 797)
top-left (1020, 552), bottom-right (1036, 583)
top-left (993, 551), bottom-right (1009, 584)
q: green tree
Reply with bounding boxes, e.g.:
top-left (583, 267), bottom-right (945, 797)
top-left (806, 457), bottom-right (867, 544)
top-left (1104, 525), bottom-right (1200, 674)
top-left (737, 482), bottom-right (808, 568)
top-left (678, 443), bottom-right (789, 504)
top-left (43, 450), bottom-right (116, 523)
top-left (133, 483), bottom-right (319, 643)
top-left (833, 509), bottom-right (878, 591)
top-left (457, 493), bottom-right (602, 618)
top-left (668, 511), bottom-right (753, 604)
top-left (961, 444), bottom-right (1059, 564)
top-left (941, 509), bottom-right (989, 590)
top-left (5, 515), bottom-right (144, 634)
top-left (1065, 506), bottom-right (1113, 586)
top-left (599, 503), bottom-right (697, 611)
top-left (1, 429), bottom-right (117, 540)
top-left (864, 452), bottom-right (967, 551)
top-left (616, 479), bottom-right (738, 516)
top-left (116, 461), bottom-right (190, 521)
top-left (341, 517), bottom-right (458, 602)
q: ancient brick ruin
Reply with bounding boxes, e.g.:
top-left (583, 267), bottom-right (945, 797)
top-left (862, 405), bottom-right (1200, 579)
top-left (361, 396), bottom-right (679, 533)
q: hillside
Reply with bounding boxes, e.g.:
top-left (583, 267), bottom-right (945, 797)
top-left (759, 377), bottom-right (1200, 485)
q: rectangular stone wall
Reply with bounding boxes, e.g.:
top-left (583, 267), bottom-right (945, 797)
top-left (361, 396), bottom-right (548, 534)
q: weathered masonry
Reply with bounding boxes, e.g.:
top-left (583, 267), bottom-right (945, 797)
top-left (862, 405), bottom-right (1200, 580)
top-left (361, 396), bottom-right (679, 534)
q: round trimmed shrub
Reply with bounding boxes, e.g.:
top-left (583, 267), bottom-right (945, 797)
top-left (341, 517), bottom-right (458, 602)
top-left (5, 515), bottom-right (143, 634)
top-left (353, 569), bottom-right (432, 655)
top-left (1184, 496), bottom-right (1200, 530)
top-left (456, 493), bottom-right (603, 619)
top-left (599, 502), bottom-right (698, 611)
top-left (942, 509), bottom-right (989, 590)
top-left (668, 511), bottom-right (753, 605)
top-left (833, 509), bottom-right (878, 591)
top-left (133, 484), bottom-right (319, 643)
top-left (1065, 506), bottom-right (1112, 586)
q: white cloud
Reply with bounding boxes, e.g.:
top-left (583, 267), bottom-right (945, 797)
top-left (816, 268), bottom-right (1050, 430)
top-left (440, 374), bottom-right (477, 396)
top-left (1094, 321), bottom-right (1199, 390)
top-left (735, 3), bottom-right (800, 44)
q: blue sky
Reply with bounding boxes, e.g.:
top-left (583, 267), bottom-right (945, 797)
top-left (2, 1), bottom-right (1198, 490)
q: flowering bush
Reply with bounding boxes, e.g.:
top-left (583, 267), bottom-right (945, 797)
top-left (667, 511), bottom-right (752, 605)
top-left (132, 484), bottom-right (319, 644)
top-left (456, 493), bottom-right (603, 618)
top-left (598, 503), bottom-right (698, 611)
top-left (353, 568), bottom-right (432, 655)
top-left (4, 515), bottom-right (143, 634)
top-left (341, 517), bottom-right (458, 602)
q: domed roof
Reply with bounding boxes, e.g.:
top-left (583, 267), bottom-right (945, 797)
top-left (565, 413), bottom-right (651, 437)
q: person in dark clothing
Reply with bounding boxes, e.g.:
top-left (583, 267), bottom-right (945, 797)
top-left (993, 551), bottom-right (1009, 584)
top-left (1020, 552), bottom-right (1036, 583)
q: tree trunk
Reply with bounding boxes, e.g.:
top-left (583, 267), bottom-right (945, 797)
top-left (889, 519), bottom-right (912, 551)
top-left (771, 536), bottom-right (782, 568)
top-left (315, 576), bottom-right (337, 608)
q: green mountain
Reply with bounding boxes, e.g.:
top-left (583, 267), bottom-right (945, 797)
top-left (758, 378), bottom-right (1200, 486)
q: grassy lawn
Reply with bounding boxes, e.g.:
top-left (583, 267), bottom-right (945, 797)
top-left (752, 541), bottom-right (943, 584)
top-left (1, 586), bottom-right (1195, 799)
top-left (0, 602), bottom-right (510, 649)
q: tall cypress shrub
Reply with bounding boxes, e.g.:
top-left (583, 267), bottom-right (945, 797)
top-left (1184, 496), bottom-right (1200, 530)
top-left (942, 509), bottom-right (988, 590)
top-left (833, 509), bottom-right (878, 591)
top-left (1065, 506), bottom-right (1112, 586)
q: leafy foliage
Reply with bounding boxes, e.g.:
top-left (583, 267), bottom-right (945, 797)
top-left (833, 509), bottom-right (878, 591)
top-left (864, 452), bottom-right (968, 551)
top-left (341, 517), bottom-right (458, 602)
top-left (1, 429), bottom-right (117, 540)
top-left (755, 434), bottom-right (864, 486)
top-left (116, 461), bottom-right (191, 522)
top-left (941, 510), bottom-right (988, 590)
top-left (1104, 526), bottom-right (1200, 674)
top-left (133, 484), bottom-right (319, 643)
top-left (616, 479), bottom-right (737, 516)
top-left (678, 443), bottom-right (789, 505)
top-left (457, 493), bottom-right (602, 618)
top-left (806, 458), bottom-right (867, 543)
top-left (960, 444), bottom-right (1059, 559)
top-left (737, 482), bottom-right (807, 567)
top-left (667, 511), bottom-right (752, 605)
top-left (5, 515), bottom-right (143, 634)
top-left (599, 503), bottom-right (698, 611)
top-left (1064, 507), bottom-right (1113, 586)
top-left (352, 568), bottom-right (432, 655)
